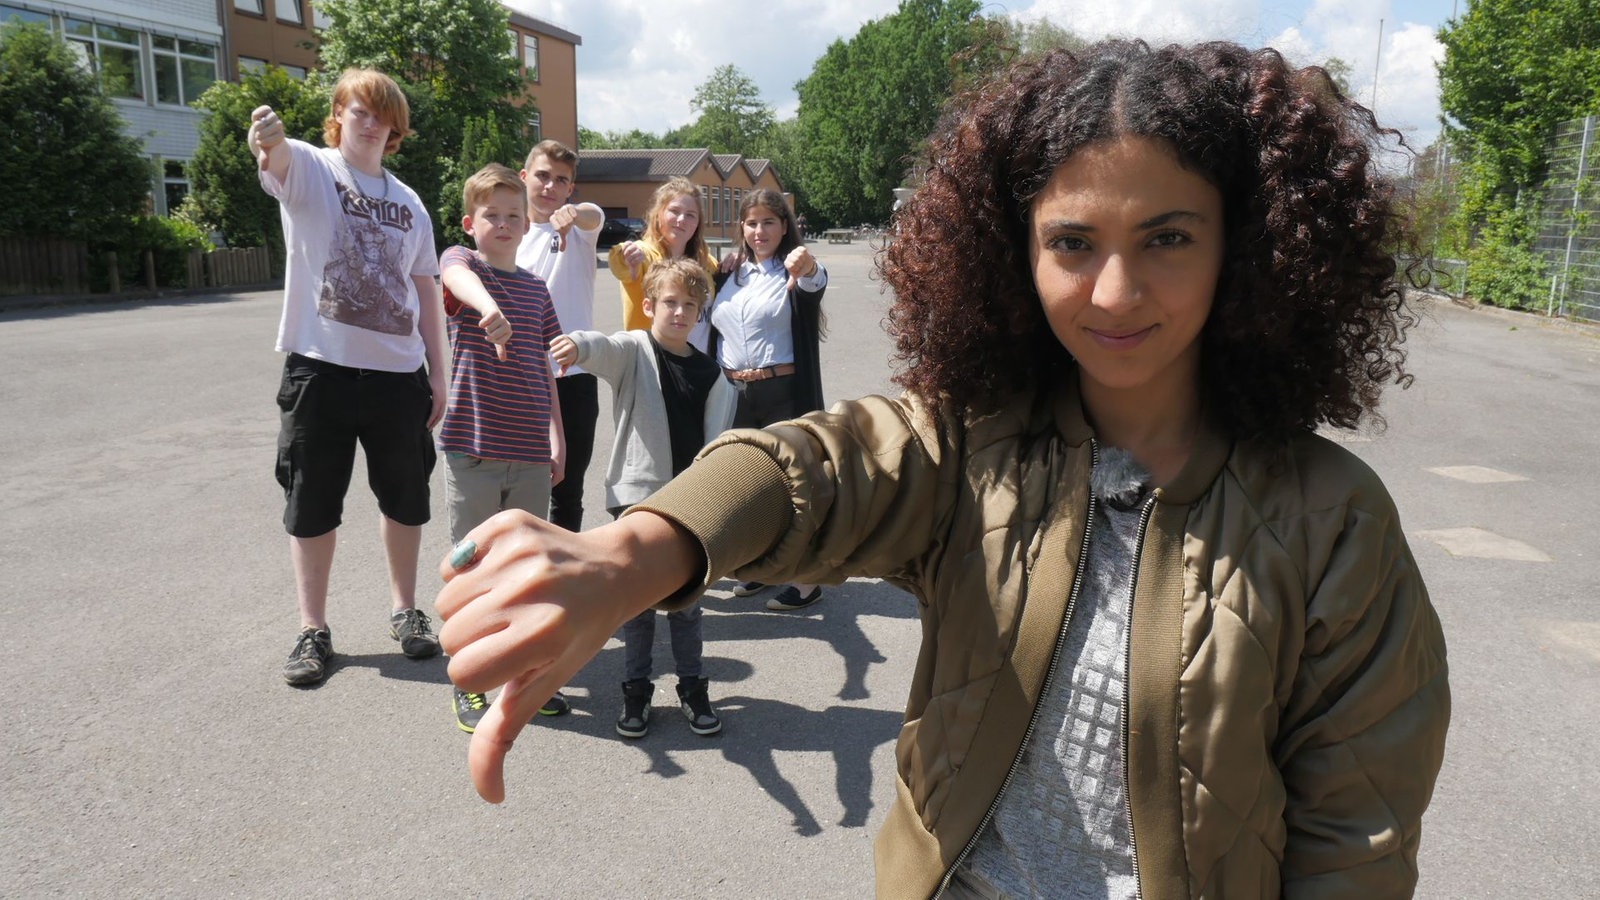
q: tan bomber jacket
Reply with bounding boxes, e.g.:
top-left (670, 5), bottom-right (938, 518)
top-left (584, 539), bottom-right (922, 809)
top-left (636, 382), bottom-right (1450, 900)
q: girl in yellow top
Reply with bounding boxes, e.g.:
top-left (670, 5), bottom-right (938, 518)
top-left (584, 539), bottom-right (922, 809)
top-left (609, 177), bottom-right (719, 349)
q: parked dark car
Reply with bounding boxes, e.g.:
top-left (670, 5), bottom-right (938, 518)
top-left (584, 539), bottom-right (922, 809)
top-left (596, 217), bottom-right (644, 250)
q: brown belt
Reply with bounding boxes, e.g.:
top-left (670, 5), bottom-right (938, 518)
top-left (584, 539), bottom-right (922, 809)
top-left (723, 363), bottom-right (797, 382)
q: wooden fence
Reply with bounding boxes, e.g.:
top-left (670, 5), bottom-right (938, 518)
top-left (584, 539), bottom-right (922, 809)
top-left (0, 237), bottom-right (88, 295)
top-left (0, 239), bottom-right (278, 296)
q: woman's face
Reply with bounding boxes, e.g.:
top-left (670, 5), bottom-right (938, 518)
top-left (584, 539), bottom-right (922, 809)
top-left (1028, 135), bottom-right (1224, 410)
top-left (741, 205), bottom-right (787, 261)
top-left (658, 194), bottom-right (700, 249)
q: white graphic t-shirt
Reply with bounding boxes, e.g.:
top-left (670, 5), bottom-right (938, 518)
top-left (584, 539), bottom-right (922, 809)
top-left (262, 140), bottom-right (439, 372)
top-left (517, 215), bottom-right (599, 376)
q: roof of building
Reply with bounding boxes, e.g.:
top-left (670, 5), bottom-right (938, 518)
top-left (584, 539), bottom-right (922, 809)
top-left (742, 158), bottom-right (772, 180)
top-left (712, 154), bottom-right (741, 177)
top-left (505, 9), bottom-right (582, 46)
top-left (578, 149), bottom-right (714, 181)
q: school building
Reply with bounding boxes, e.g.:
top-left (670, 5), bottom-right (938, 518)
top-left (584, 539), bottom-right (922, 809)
top-left (577, 149), bottom-right (790, 244)
top-left (0, 0), bottom-right (581, 215)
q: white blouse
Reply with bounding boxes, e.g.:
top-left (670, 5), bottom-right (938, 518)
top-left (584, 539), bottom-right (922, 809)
top-left (710, 256), bottom-right (827, 371)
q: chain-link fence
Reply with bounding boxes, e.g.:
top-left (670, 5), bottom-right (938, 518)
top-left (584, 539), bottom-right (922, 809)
top-left (1533, 116), bottom-right (1600, 322)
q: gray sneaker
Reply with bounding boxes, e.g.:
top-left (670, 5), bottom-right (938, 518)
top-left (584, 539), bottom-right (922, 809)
top-left (284, 626), bottom-right (333, 686)
top-left (390, 608), bottom-right (440, 659)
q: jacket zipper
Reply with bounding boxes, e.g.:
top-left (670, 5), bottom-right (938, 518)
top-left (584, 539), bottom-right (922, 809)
top-left (934, 441), bottom-right (1101, 898)
top-left (1120, 495), bottom-right (1159, 900)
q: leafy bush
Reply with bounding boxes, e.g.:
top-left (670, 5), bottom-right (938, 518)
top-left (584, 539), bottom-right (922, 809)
top-left (1464, 202), bottom-right (1547, 309)
top-left (90, 216), bottom-right (215, 291)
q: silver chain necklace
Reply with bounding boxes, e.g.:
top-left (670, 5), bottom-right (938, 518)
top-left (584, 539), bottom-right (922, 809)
top-left (335, 149), bottom-right (390, 212)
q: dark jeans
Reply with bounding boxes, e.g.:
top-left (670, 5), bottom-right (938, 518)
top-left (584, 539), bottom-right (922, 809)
top-left (731, 373), bottom-right (800, 429)
top-left (608, 505), bottom-right (703, 681)
top-left (550, 373), bottom-right (598, 531)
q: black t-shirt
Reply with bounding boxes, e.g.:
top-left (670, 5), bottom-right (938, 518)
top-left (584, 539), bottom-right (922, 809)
top-left (652, 336), bottom-right (723, 475)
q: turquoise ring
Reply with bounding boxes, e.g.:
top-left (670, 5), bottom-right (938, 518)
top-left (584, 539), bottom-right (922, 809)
top-left (448, 539), bottom-right (478, 571)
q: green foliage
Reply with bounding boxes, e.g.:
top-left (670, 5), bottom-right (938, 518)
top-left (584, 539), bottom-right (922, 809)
top-left (1463, 199), bottom-right (1548, 309)
top-left (580, 125), bottom-right (669, 150)
top-left (794, 0), bottom-right (1000, 228)
top-left (182, 67), bottom-right (324, 253)
top-left (683, 64), bottom-right (776, 154)
top-left (995, 15), bottom-right (1085, 60)
top-left (438, 114), bottom-right (528, 247)
top-left (315, 0), bottom-right (531, 248)
top-left (1320, 56), bottom-right (1354, 97)
top-left (1435, 0), bottom-right (1600, 313)
top-left (1438, 0), bottom-right (1600, 195)
top-left (0, 22), bottom-right (152, 240)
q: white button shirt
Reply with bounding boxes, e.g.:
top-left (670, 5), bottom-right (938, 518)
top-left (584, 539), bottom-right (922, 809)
top-left (710, 256), bottom-right (828, 371)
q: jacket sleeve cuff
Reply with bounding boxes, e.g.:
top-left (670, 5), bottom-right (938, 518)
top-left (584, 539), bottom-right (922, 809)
top-left (625, 444), bottom-right (794, 610)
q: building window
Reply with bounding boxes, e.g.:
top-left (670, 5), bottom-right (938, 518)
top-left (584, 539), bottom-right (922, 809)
top-left (234, 0), bottom-right (264, 14)
top-left (0, 4), bottom-right (51, 26)
top-left (152, 36), bottom-right (216, 107)
top-left (64, 19), bottom-right (144, 101)
top-left (280, 63), bottom-right (307, 80)
top-left (699, 186), bottom-right (710, 225)
top-left (506, 28), bottom-right (517, 59)
top-left (275, 0), bottom-right (302, 26)
top-left (163, 159), bottom-right (189, 215)
top-left (732, 189), bottom-right (741, 224)
top-left (238, 56), bottom-right (267, 77)
top-left (311, 1), bottom-right (329, 29)
top-left (527, 110), bottom-right (541, 143)
top-left (521, 33), bottom-right (538, 81)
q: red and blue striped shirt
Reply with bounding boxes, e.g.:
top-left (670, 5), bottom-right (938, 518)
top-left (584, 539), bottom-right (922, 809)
top-left (437, 246), bottom-right (561, 464)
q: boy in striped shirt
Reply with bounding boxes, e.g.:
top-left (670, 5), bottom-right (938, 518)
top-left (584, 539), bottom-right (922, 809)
top-left (437, 163), bottom-right (569, 731)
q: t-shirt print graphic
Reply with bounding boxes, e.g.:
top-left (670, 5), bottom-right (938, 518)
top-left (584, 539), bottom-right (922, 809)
top-left (316, 182), bottom-right (414, 336)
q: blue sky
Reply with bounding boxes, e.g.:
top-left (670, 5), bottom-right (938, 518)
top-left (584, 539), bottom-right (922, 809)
top-left (512, 0), bottom-right (1460, 153)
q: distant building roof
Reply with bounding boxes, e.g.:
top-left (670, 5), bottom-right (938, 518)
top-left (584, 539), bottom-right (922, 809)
top-left (712, 154), bottom-right (741, 177)
top-left (504, 9), bottom-right (581, 46)
top-left (578, 149), bottom-right (713, 181)
top-left (742, 158), bottom-right (772, 181)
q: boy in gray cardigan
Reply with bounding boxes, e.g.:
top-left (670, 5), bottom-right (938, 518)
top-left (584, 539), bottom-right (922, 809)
top-left (551, 259), bottom-right (735, 737)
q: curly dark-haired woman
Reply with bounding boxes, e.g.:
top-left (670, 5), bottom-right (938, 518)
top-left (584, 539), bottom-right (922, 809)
top-left (436, 39), bottom-right (1450, 899)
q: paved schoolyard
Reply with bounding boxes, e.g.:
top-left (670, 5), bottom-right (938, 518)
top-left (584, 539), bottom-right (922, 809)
top-left (2, 241), bottom-right (1596, 896)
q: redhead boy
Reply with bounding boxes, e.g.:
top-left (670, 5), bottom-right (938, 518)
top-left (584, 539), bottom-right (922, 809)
top-left (248, 69), bottom-right (447, 687)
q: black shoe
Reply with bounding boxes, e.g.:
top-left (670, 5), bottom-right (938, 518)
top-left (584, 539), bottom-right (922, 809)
top-left (677, 676), bottom-right (722, 736)
top-left (390, 608), bottom-right (440, 659)
top-left (616, 679), bottom-right (652, 739)
top-left (454, 688), bottom-right (489, 733)
top-left (538, 691), bottom-right (571, 717)
top-left (731, 581), bottom-right (767, 597)
top-left (766, 585), bottom-right (823, 611)
top-left (283, 626), bottom-right (333, 686)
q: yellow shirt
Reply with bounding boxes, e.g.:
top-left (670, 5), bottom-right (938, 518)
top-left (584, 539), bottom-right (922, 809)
top-left (607, 238), bottom-right (719, 331)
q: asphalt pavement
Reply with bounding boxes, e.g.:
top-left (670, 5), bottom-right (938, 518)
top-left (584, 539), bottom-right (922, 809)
top-left (2, 241), bottom-right (1597, 897)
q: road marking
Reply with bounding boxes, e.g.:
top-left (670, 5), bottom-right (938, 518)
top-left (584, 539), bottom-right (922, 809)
top-left (1527, 620), bottom-right (1600, 665)
top-left (1415, 526), bottom-right (1552, 562)
top-left (1426, 465), bottom-right (1529, 483)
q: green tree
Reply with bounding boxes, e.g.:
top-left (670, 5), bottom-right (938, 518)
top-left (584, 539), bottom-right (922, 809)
top-left (579, 125), bottom-right (668, 150)
top-left (1321, 56), bottom-right (1354, 97)
top-left (794, 0), bottom-right (999, 227)
top-left (1000, 15), bottom-right (1085, 60)
top-left (180, 66), bottom-right (324, 253)
top-left (438, 113), bottom-right (527, 247)
top-left (684, 64), bottom-right (776, 154)
top-left (1436, 0), bottom-right (1600, 306)
top-left (316, 0), bottom-right (531, 246)
top-left (0, 22), bottom-right (152, 240)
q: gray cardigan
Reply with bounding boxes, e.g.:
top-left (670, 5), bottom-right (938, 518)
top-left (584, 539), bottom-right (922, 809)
top-left (566, 329), bottom-right (738, 510)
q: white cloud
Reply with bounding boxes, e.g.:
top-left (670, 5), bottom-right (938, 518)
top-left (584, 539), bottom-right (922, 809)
top-left (507, 0), bottom-right (1444, 150)
top-left (506, 0), bottom-right (900, 135)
